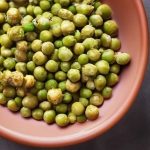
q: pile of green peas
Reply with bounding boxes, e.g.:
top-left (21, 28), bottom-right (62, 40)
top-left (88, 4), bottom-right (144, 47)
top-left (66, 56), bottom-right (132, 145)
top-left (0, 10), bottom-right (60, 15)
top-left (0, 0), bottom-right (131, 127)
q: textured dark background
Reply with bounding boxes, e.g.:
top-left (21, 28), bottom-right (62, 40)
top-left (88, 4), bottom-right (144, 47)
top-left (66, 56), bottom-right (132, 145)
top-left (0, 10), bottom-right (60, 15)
top-left (0, 0), bottom-right (150, 149)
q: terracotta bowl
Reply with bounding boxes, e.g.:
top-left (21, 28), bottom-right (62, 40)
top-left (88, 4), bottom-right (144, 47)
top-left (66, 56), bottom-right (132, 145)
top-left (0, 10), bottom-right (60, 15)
top-left (0, 0), bottom-right (149, 147)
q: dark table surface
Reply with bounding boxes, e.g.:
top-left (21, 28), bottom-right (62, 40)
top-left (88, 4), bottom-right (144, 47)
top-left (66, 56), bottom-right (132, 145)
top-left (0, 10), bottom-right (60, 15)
top-left (0, 0), bottom-right (150, 150)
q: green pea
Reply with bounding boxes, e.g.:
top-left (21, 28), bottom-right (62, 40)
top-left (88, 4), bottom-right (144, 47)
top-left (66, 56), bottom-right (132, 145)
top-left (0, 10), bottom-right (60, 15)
top-left (58, 9), bottom-right (73, 21)
top-left (110, 64), bottom-right (120, 74)
top-left (23, 23), bottom-right (35, 32)
top-left (68, 5), bottom-right (77, 14)
top-left (101, 49), bottom-right (115, 63)
top-left (35, 81), bottom-right (45, 90)
top-left (56, 103), bottom-right (68, 114)
top-left (76, 4), bottom-right (94, 15)
top-left (36, 17), bottom-right (50, 31)
top-left (58, 81), bottom-right (66, 92)
top-left (54, 40), bottom-right (63, 49)
top-left (71, 62), bottom-right (81, 70)
top-left (51, 24), bottom-right (62, 37)
top-left (15, 62), bottom-right (27, 74)
top-left (90, 93), bottom-right (104, 106)
top-left (62, 35), bottom-right (76, 47)
top-left (31, 40), bottom-right (42, 52)
top-left (68, 112), bottom-right (76, 124)
top-left (7, 100), bottom-right (20, 112)
top-left (81, 25), bottom-right (95, 40)
top-left (50, 16), bottom-right (63, 27)
top-left (41, 42), bottom-right (54, 56)
top-left (39, 101), bottom-right (51, 111)
top-left (26, 5), bottom-right (34, 16)
top-left (77, 115), bottom-right (87, 123)
top-left (96, 4), bottom-right (112, 20)
top-left (40, 30), bottom-right (53, 42)
top-left (60, 62), bottom-right (70, 72)
top-left (43, 110), bottom-right (56, 124)
top-left (94, 75), bottom-right (106, 91)
top-left (1, 48), bottom-right (12, 57)
top-left (115, 52), bottom-right (131, 65)
top-left (85, 105), bottom-right (99, 120)
top-left (60, 0), bottom-right (70, 7)
top-left (79, 98), bottom-right (89, 107)
top-left (37, 89), bottom-right (47, 101)
top-left (58, 47), bottom-right (73, 62)
top-left (55, 114), bottom-right (69, 127)
top-left (8, 26), bottom-right (24, 42)
top-left (71, 102), bottom-right (85, 116)
top-left (42, 12), bottom-right (53, 19)
top-left (82, 38), bottom-right (98, 50)
top-left (40, 0), bottom-right (51, 11)
top-left (87, 49), bottom-right (101, 62)
top-left (110, 38), bottom-right (121, 51)
top-left (101, 33), bottom-right (112, 48)
top-left (78, 54), bottom-right (89, 65)
top-left (51, 3), bottom-right (61, 16)
top-left (17, 87), bottom-right (25, 98)
top-left (89, 15), bottom-right (103, 27)
top-left (94, 1), bottom-right (101, 9)
top-left (63, 92), bottom-right (72, 103)
top-left (61, 20), bottom-right (75, 36)
top-left (45, 79), bottom-right (58, 90)
top-left (27, 61), bottom-right (36, 72)
top-left (82, 63), bottom-right (97, 76)
top-left (32, 108), bottom-right (44, 120)
top-left (34, 6), bottom-right (43, 16)
top-left (0, 34), bottom-right (12, 48)
top-left (107, 73), bottom-right (119, 86)
top-left (24, 74), bottom-right (35, 88)
top-left (55, 71), bottom-right (67, 81)
top-left (102, 87), bottom-right (112, 99)
top-left (14, 97), bottom-right (22, 107)
top-left (21, 15), bottom-right (33, 25)
top-left (22, 94), bottom-right (38, 109)
top-left (7, 8), bottom-right (21, 25)
top-left (34, 66), bottom-right (47, 81)
top-left (73, 43), bottom-right (85, 55)
top-left (95, 29), bottom-right (103, 38)
top-left (0, 93), bottom-right (7, 105)
top-left (73, 14), bottom-right (88, 27)
top-left (0, 1), bottom-right (9, 12)
top-left (86, 80), bottom-right (95, 90)
top-left (96, 60), bottom-right (110, 75)
top-left (20, 107), bottom-right (32, 118)
top-left (74, 30), bottom-right (81, 42)
top-left (3, 23), bottom-right (11, 32)
top-left (45, 60), bottom-right (59, 73)
top-left (80, 88), bottom-right (92, 98)
top-left (3, 86), bottom-right (16, 98)
top-left (67, 69), bottom-right (80, 82)
top-left (51, 49), bottom-right (59, 61)
top-left (103, 20), bottom-right (118, 37)
top-left (33, 51), bottom-right (47, 66)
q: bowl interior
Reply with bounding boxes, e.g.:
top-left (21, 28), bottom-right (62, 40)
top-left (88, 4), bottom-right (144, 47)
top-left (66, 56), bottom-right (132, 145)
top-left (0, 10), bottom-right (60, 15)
top-left (0, 0), bottom-right (148, 147)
